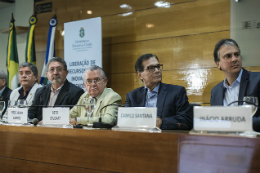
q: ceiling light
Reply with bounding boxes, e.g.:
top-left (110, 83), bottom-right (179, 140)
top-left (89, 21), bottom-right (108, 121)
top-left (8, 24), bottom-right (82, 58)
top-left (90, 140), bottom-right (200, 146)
top-left (154, 1), bottom-right (170, 8)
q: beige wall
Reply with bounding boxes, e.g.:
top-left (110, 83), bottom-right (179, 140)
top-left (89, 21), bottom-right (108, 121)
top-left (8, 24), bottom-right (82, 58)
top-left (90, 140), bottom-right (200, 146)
top-left (34, 0), bottom-right (231, 105)
top-left (0, 0), bottom-right (34, 72)
top-left (4, 0), bottom-right (258, 105)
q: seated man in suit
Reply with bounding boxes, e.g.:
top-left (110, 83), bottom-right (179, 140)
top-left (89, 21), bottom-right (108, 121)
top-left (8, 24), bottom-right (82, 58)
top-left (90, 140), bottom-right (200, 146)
top-left (28, 57), bottom-right (84, 121)
top-left (10, 62), bottom-right (42, 106)
top-left (210, 39), bottom-right (260, 132)
top-left (125, 54), bottom-right (192, 130)
top-left (0, 70), bottom-right (12, 116)
top-left (69, 65), bottom-right (122, 125)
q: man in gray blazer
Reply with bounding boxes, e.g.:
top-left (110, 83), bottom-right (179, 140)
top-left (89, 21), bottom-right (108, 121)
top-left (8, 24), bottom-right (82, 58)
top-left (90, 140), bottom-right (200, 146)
top-left (9, 62), bottom-right (42, 106)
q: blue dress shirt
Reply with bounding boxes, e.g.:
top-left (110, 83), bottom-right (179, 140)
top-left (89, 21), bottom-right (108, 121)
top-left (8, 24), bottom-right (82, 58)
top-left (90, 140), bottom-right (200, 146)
top-left (145, 83), bottom-right (160, 107)
top-left (223, 69), bottom-right (243, 106)
top-left (0, 86), bottom-right (6, 97)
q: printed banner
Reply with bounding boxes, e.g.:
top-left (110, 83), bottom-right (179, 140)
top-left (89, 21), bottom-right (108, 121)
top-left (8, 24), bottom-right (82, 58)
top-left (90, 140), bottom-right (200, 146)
top-left (64, 17), bottom-right (102, 89)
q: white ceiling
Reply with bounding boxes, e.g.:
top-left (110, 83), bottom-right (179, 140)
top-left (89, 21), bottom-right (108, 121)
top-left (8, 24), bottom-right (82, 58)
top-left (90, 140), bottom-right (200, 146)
top-left (0, 1), bottom-right (14, 9)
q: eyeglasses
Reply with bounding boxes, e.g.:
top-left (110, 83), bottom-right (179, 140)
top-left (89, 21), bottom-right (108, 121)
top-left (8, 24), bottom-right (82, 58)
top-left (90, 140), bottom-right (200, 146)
top-left (48, 67), bottom-right (64, 73)
top-left (85, 78), bottom-right (103, 86)
top-left (144, 64), bottom-right (163, 73)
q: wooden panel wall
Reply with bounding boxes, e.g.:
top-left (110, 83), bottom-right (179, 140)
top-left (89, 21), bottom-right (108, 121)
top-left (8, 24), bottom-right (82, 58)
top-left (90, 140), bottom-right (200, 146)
top-left (35, 0), bottom-right (234, 105)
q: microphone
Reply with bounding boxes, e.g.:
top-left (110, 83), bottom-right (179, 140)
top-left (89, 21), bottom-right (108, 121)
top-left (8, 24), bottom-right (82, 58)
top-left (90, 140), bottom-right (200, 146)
top-left (31, 118), bottom-right (39, 126)
top-left (227, 100), bottom-right (260, 107)
top-left (25, 105), bottom-right (85, 108)
top-left (93, 103), bottom-right (125, 129)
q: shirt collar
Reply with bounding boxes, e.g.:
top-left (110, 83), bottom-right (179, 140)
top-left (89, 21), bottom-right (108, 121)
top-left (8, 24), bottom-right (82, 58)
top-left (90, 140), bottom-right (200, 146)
top-left (89, 95), bottom-right (100, 100)
top-left (0, 86), bottom-right (6, 96)
top-left (18, 86), bottom-right (33, 96)
top-left (51, 84), bottom-right (64, 92)
top-left (223, 68), bottom-right (243, 89)
top-left (145, 83), bottom-right (160, 93)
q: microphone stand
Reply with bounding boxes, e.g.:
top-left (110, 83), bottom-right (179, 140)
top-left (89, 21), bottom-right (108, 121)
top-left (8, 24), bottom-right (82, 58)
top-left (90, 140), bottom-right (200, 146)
top-left (93, 103), bottom-right (124, 129)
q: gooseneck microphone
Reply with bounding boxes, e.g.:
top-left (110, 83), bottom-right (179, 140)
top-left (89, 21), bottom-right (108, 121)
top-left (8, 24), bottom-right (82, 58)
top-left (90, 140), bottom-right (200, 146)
top-left (93, 103), bottom-right (125, 129)
top-left (227, 100), bottom-right (260, 107)
top-left (24, 105), bottom-right (85, 108)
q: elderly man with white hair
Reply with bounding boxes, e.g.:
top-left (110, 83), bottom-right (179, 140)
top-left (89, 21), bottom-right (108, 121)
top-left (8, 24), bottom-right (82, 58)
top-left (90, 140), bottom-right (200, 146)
top-left (69, 65), bottom-right (122, 125)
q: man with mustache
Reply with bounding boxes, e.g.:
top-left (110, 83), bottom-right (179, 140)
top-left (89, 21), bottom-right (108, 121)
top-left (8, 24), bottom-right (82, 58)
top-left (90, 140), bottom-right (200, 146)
top-left (28, 57), bottom-right (84, 121)
top-left (69, 65), bottom-right (122, 125)
top-left (210, 39), bottom-right (260, 132)
top-left (125, 54), bottom-right (193, 130)
top-left (9, 62), bottom-right (42, 106)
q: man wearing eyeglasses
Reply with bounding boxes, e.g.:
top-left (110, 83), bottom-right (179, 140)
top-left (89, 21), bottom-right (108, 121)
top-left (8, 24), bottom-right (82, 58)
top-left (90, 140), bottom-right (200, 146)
top-left (28, 57), bottom-right (84, 121)
top-left (125, 54), bottom-right (192, 130)
top-left (69, 65), bottom-right (122, 125)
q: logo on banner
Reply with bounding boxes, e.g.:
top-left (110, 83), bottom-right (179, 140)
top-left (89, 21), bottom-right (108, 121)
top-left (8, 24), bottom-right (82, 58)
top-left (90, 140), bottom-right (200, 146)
top-left (79, 27), bottom-right (85, 38)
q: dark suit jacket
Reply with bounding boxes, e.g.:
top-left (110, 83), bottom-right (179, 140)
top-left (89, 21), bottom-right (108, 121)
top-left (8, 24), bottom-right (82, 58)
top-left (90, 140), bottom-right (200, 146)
top-left (0, 87), bottom-right (12, 116)
top-left (28, 80), bottom-right (84, 121)
top-left (210, 69), bottom-right (260, 132)
top-left (125, 82), bottom-right (192, 130)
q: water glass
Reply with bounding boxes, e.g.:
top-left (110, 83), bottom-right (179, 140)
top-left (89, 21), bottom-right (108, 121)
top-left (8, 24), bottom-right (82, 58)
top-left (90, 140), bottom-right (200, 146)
top-left (17, 99), bottom-right (28, 108)
top-left (8, 100), bottom-right (18, 108)
top-left (0, 101), bottom-right (5, 120)
top-left (243, 96), bottom-right (258, 116)
top-left (83, 98), bottom-right (96, 123)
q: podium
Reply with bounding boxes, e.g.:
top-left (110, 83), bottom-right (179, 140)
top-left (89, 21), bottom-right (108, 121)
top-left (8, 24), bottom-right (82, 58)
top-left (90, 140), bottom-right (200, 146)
top-left (0, 126), bottom-right (259, 172)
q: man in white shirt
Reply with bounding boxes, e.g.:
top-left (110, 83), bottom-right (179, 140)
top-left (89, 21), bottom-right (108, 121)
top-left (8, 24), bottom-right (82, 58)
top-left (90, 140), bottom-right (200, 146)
top-left (9, 62), bottom-right (41, 106)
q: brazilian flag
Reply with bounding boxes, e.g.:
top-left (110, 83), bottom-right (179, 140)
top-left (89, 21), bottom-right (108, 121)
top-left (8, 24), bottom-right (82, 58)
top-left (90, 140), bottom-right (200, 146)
top-left (25, 14), bottom-right (37, 65)
top-left (6, 15), bottom-right (19, 89)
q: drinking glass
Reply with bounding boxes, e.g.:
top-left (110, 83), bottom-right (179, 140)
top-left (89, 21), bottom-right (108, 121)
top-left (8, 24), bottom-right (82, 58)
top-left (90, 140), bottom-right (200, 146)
top-left (240, 96), bottom-right (259, 137)
top-left (83, 98), bottom-right (96, 124)
top-left (243, 96), bottom-right (258, 116)
top-left (17, 99), bottom-right (28, 108)
top-left (2, 100), bottom-right (18, 123)
top-left (8, 100), bottom-right (18, 108)
top-left (0, 101), bottom-right (5, 120)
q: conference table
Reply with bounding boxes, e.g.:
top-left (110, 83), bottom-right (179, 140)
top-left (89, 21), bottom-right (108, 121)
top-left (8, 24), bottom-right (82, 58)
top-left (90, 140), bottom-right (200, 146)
top-left (0, 125), bottom-right (259, 173)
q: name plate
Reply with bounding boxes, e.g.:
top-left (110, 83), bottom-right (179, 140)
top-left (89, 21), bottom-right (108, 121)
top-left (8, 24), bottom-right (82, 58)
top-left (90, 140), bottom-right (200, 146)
top-left (42, 108), bottom-right (69, 125)
top-left (194, 106), bottom-right (252, 131)
top-left (8, 108), bottom-right (28, 124)
top-left (117, 107), bottom-right (157, 128)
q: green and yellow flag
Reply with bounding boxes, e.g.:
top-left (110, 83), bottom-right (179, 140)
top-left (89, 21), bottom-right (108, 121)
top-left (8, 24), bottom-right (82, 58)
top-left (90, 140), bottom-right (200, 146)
top-left (25, 12), bottom-right (37, 65)
top-left (6, 13), bottom-right (19, 89)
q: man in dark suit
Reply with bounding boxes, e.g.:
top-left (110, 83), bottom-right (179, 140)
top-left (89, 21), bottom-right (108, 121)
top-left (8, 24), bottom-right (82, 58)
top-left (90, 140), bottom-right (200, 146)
top-left (210, 39), bottom-right (260, 132)
top-left (125, 54), bottom-right (192, 130)
top-left (28, 57), bottom-right (84, 121)
top-left (0, 70), bottom-right (12, 116)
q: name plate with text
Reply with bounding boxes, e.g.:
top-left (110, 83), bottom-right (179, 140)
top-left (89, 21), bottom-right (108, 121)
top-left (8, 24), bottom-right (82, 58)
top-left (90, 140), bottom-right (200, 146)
top-left (42, 108), bottom-right (69, 125)
top-left (117, 107), bottom-right (157, 128)
top-left (194, 106), bottom-right (252, 131)
top-left (8, 108), bottom-right (28, 124)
